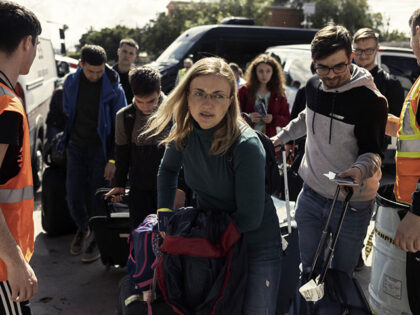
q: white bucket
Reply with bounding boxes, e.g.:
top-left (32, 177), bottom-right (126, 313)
top-left (368, 185), bottom-right (412, 315)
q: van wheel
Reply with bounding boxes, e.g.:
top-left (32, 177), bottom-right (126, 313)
top-left (33, 137), bottom-right (44, 191)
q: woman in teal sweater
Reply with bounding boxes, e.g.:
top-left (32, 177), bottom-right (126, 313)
top-left (146, 57), bottom-right (281, 314)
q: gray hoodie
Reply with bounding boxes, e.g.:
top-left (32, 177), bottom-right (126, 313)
top-left (276, 65), bottom-right (387, 201)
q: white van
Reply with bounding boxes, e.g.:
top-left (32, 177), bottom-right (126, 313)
top-left (15, 36), bottom-right (58, 189)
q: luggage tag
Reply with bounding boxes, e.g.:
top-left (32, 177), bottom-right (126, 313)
top-left (299, 275), bottom-right (325, 302)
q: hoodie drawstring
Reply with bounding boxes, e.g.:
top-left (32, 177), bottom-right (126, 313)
top-left (328, 94), bottom-right (337, 144)
top-left (312, 81), bottom-right (322, 135)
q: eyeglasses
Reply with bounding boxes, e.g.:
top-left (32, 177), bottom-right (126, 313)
top-left (353, 48), bottom-right (376, 56)
top-left (315, 63), bottom-right (348, 76)
top-left (189, 90), bottom-right (231, 104)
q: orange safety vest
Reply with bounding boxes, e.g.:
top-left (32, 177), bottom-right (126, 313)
top-left (0, 82), bottom-right (34, 281)
top-left (394, 76), bottom-right (420, 204)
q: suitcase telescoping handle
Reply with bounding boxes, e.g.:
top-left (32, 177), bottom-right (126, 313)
top-left (280, 144), bottom-right (292, 234)
top-left (300, 185), bottom-right (354, 302)
top-left (308, 185), bottom-right (353, 282)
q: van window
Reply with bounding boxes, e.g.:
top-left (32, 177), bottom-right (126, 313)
top-left (156, 39), bottom-right (195, 65)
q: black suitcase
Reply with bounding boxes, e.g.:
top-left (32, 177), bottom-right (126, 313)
top-left (41, 166), bottom-right (77, 236)
top-left (116, 274), bottom-right (177, 315)
top-left (290, 186), bottom-right (372, 315)
top-left (89, 188), bottom-right (131, 268)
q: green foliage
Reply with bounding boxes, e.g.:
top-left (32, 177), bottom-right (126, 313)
top-left (66, 52), bottom-right (80, 60)
top-left (77, 0), bottom-right (273, 60)
top-left (77, 25), bottom-right (142, 62)
top-left (302, 0), bottom-right (407, 41)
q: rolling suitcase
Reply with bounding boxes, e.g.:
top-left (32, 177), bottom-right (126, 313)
top-left (290, 185), bottom-right (372, 315)
top-left (89, 188), bottom-right (131, 268)
top-left (274, 145), bottom-right (301, 314)
top-left (41, 166), bottom-right (77, 236)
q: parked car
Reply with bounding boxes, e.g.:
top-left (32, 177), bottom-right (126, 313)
top-left (148, 24), bottom-right (317, 93)
top-left (265, 43), bottom-right (420, 165)
top-left (55, 55), bottom-right (78, 79)
top-left (15, 36), bottom-right (58, 190)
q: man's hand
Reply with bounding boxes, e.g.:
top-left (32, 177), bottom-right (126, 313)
top-left (174, 189), bottom-right (186, 210)
top-left (385, 114), bottom-right (400, 137)
top-left (394, 212), bottom-right (420, 252)
top-left (104, 162), bottom-right (116, 181)
top-left (270, 135), bottom-right (282, 152)
top-left (104, 187), bottom-right (125, 202)
top-left (7, 258), bottom-right (38, 302)
top-left (262, 114), bottom-right (273, 124)
top-left (250, 112), bottom-right (262, 123)
top-left (337, 167), bottom-right (362, 194)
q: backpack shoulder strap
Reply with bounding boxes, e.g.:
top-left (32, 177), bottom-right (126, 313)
top-left (226, 124), bottom-right (249, 169)
top-left (123, 104), bottom-right (136, 144)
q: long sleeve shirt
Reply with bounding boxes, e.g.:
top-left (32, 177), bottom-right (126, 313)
top-left (157, 122), bottom-right (280, 246)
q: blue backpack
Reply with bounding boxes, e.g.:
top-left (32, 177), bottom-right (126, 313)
top-left (126, 214), bottom-right (159, 293)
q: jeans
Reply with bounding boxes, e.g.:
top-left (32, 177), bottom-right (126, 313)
top-left (243, 238), bottom-right (282, 315)
top-left (66, 141), bottom-right (109, 229)
top-left (295, 184), bottom-right (374, 275)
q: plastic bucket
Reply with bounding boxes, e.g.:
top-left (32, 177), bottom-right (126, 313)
top-left (368, 184), bottom-right (412, 315)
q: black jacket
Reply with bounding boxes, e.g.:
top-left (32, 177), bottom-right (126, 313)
top-left (370, 65), bottom-right (404, 116)
top-left (156, 207), bottom-right (247, 315)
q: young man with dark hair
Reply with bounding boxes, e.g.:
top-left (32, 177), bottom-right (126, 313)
top-left (105, 66), bottom-right (184, 229)
top-left (387, 8), bottom-right (420, 313)
top-left (272, 24), bottom-right (387, 276)
top-left (0, 1), bottom-right (40, 313)
top-left (113, 38), bottom-right (139, 104)
top-left (353, 28), bottom-right (404, 116)
top-left (59, 44), bottom-right (126, 263)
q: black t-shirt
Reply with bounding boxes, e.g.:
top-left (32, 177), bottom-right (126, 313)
top-left (0, 107), bottom-right (23, 184)
top-left (113, 64), bottom-right (133, 104)
top-left (69, 71), bottom-right (102, 146)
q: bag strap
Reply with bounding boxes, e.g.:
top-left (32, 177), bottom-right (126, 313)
top-left (124, 104), bottom-right (136, 145)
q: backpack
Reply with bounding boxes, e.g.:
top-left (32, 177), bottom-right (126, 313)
top-left (126, 214), bottom-right (160, 294)
top-left (226, 122), bottom-right (282, 196)
top-left (123, 103), bottom-right (137, 144)
top-left (44, 131), bottom-right (66, 168)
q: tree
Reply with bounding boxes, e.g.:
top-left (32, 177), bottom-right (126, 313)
top-left (76, 0), bottom-right (273, 60)
top-left (140, 0), bottom-right (273, 58)
top-left (77, 25), bottom-right (142, 62)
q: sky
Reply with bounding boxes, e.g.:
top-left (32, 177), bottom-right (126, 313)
top-left (18, 0), bottom-right (420, 52)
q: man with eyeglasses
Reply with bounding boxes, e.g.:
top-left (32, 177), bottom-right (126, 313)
top-left (271, 25), bottom-right (387, 279)
top-left (353, 28), bottom-right (404, 116)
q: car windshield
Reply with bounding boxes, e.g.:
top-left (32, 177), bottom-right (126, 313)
top-left (269, 49), bottom-right (312, 87)
top-left (156, 39), bottom-right (194, 65)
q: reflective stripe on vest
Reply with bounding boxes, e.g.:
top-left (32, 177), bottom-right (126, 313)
top-left (0, 185), bottom-right (34, 203)
top-left (0, 82), bottom-right (34, 282)
top-left (395, 76), bottom-right (420, 204)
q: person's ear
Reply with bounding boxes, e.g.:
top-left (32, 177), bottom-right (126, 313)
top-left (22, 35), bottom-right (33, 51)
top-left (349, 51), bottom-right (354, 63)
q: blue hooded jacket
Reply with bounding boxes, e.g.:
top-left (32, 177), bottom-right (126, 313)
top-left (59, 65), bottom-right (127, 160)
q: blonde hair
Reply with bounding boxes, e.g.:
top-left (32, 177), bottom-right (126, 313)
top-left (353, 28), bottom-right (379, 46)
top-left (144, 57), bottom-right (242, 155)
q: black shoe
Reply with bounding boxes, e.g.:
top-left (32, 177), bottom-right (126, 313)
top-left (81, 238), bottom-right (100, 263)
top-left (70, 228), bottom-right (87, 256)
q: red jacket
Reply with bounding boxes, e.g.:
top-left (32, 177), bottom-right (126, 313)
top-left (238, 85), bottom-right (290, 137)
